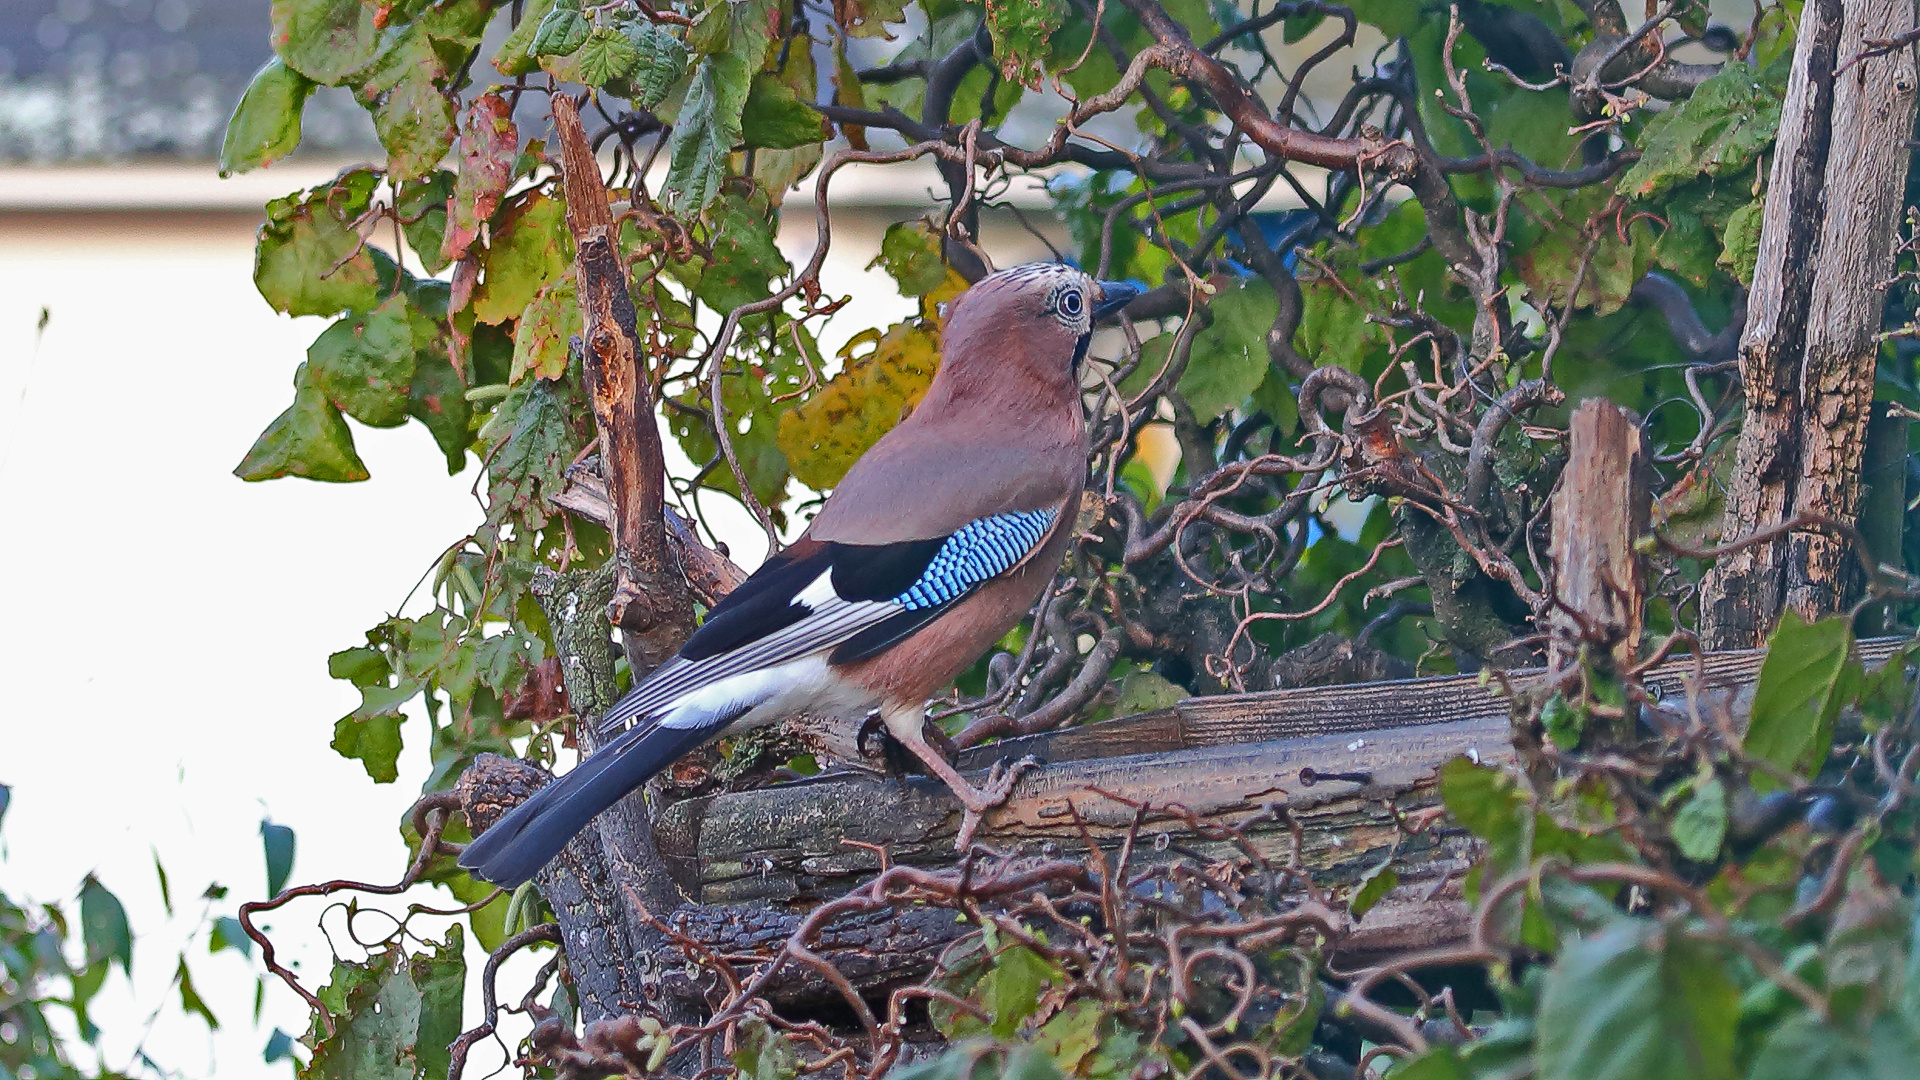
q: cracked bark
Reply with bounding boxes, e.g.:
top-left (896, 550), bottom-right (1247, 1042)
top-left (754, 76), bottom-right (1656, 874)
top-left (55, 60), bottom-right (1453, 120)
top-left (1699, 0), bottom-right (1918, 647)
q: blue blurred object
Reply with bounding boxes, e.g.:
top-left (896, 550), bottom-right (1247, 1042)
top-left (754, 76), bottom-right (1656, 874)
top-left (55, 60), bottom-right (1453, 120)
top-left (1229, 208), bottom-right (1320, 274)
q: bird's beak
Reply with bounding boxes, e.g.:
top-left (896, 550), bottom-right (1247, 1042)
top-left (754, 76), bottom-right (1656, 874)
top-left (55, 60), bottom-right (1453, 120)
top-left (1092, 280), bottom-right (1143, 321)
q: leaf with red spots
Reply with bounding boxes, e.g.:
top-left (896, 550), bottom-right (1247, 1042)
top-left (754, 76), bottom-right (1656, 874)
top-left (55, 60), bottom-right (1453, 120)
top-left (443, 93), bottom-right (519, 264)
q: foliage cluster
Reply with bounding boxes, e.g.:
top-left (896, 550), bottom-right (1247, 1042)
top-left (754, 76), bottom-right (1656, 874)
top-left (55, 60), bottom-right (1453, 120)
top-left (192, 0), bottom-right (1920, 1078)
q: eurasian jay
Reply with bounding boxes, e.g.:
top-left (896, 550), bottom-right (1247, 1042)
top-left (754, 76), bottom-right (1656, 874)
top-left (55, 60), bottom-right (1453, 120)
top-left (460, 264), bottom-right (1142, 887)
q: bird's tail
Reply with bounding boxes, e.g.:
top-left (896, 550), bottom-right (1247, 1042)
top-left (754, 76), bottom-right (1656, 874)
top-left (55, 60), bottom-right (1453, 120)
top-left (457, 719), bottom-right (715, 887)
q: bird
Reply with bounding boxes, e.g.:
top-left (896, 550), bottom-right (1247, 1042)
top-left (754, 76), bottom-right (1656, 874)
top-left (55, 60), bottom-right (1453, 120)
top-left (460, 264), bottom-right (1143, 887)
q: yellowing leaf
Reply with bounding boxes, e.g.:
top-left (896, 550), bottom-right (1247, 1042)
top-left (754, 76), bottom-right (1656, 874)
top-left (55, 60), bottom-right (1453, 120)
top-left (473, 189), bottom-right (572, 324)
top-left (511, 278), bottom-right (580, 383)
top-left (253, 168), bottom-right (383, 318)
top-left (777, 320), bottom-right (940, 490)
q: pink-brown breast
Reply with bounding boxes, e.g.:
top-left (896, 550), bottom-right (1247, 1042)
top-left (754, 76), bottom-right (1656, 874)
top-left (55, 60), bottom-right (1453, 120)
top-left (835, 511), bottom-right (1078, 704)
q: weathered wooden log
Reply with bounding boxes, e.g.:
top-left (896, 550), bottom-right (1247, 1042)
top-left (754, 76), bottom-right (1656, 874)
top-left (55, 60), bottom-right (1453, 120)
top-left (463, 639), bottom-right (1903, 1010)
top-left (652, 638), bottom-right (1904, 940)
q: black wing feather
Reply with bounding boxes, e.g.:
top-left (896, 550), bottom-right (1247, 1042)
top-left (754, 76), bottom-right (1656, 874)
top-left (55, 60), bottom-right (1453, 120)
top-left (828, 606), bottom-right (953, 664)
top-left (678, 545), bottom-right (832, 661)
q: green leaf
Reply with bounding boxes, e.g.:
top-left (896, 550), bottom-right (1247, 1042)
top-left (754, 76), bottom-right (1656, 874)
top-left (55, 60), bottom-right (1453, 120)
top-left (618, 19), bottom-right (689, 109)
top-left (1296, 274), bottom-right (1376, 364)
top-left (354, 27), bottom-right (458, 183)
top-left (1652, 210), bottom-right (1720, 290)
top-left (177, 957), bottom-right (220, 1029)
top-left (153, 850), bottom-right (174, 915)
top-left (1346, 0), bottom-right (1423, 37)
top-left (253, 168), bottom-right (382, 318)
top-left (1717, 198), bottom-right (1764, 287)
top-left (1388, 1048), bottom-right (1471, 1080)
top-left (1746, 1012), bottom-right (1920, 1080)
top-left (303, 928), bottom-right (465, 1080)
top-left (495, 0), bottom-right (556, 73)
top-left (309, 296), bottom-right (417, 428)
top-left (732, 1016), bottom-right (801, 1080)
top-left (530, 2), bottom-right (590, 57)
top-left (408, 353), bottom-right (473, 473)
top-left (687, 0), bottom-right (731, 54)
top-left (837, 0), bottom-right (909, 37)
top-left (742, 71), bottom-right (827, 149)
top-left (79, 876), bottom-right (133, 976)
top-left (332, 713), bottom-right (405, 784)
top-left (211, 915), bottom-right (254, 958)
top-left (395, 171), bottom-right (454, 275)
top-left (1536, 920), bottom-right (1737, 1080)
top-left (1516, 188), bottom-right (1655, 315)
top-left (1033, 1001), bottom-right (1104, 1074)
top-left (1110, 670), bottom-right (1186, 714)
top-left (983, 945), bottom-right (1062, 1039)
top-left (574, 27), bottom-right (641, 85)
top-left (870, 219), bottom-right (949, 297)
top-left (0, 782), bottom-right (10, 831)
top-left (986, 0), bottom-right (1065, 86)
top-left (1180, 279), bottom-right (1278, 422)
top-left (691, 191), bottom-right (790, 312)
top-left (220, 57), bottom-right (314, 176)
top-left (330, 645), bottom-right (389, 687)
top-left (510, 278), bottom-right (581, 383)
top-left (472, 189), bottom-right (572, 324)
top-left (665, 62), bottom-right (744, 214)
top-left (416, 0), bottom-right (494, 46)
top-left (1672, 777), bottom-right (1729, 861)
top-left (444, 93), bottom-right (518, 264)
top-left (1746, 611), bottom-right (1856, 785)
top-left (1618, 62), bottom-right (1784, 201)
top-left (270, 0), bottom-right (380, 84)
top-left (665, 0), bottom-right (772, 212)
top-left (261, 820), bottom-right (297, 897)
top-left (484, 377), bottom-right (584, 530)
top-left (1349, 862), bottom-right (1399, 920)
top-left (264, 1028), bottom-right (296, 1064)
top-left (1541, 690), bottom-right (1586, 750)
top-left (235, 365), bottom-right (372, 483)
top-left (1000, 1046), bottom-right (1066, 1080)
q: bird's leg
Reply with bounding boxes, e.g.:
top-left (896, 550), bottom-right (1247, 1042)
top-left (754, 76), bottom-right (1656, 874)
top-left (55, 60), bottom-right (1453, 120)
top-left (882, 704), bottom-right (1039, 850)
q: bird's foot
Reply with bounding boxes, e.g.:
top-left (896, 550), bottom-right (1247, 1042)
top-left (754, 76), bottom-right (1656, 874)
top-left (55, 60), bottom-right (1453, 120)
top-left (952, 755), bottom-right (1042, 851)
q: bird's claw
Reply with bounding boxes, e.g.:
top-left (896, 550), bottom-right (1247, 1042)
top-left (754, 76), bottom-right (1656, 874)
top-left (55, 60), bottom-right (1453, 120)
top-left (952, 755), bottom-right (1042, 851)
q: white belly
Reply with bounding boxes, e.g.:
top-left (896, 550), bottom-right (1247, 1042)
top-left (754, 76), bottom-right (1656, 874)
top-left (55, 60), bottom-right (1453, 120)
top-left (655, 654), bottom-right (880, 733)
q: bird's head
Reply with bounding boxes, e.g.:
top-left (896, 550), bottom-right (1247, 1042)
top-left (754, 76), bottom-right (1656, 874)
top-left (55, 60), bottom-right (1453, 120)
top-left (940, 263), bottom-right (1142, 385)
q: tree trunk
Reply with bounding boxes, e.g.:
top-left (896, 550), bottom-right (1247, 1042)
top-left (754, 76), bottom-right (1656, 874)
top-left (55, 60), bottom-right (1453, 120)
top-left (1699, 0), bottom-right (1919, 647)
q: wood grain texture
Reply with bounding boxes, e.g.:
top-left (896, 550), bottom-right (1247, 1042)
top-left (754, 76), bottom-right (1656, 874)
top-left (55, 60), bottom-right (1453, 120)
top-left (1784, 0), bottom-right (1920, 618)
top-left (1548, 401), bottom-right (1648, 685)
top-left (1699, 0), bottom-right (1844, 648)
top-left (552, 96), bottom-right (697, 673)
top-left (660, 639), bottom-right (1905, 906)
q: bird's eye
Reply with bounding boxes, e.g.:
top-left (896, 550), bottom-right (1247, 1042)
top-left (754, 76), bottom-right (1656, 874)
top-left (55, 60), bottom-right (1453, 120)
top-left (1056, 289), bottom-right (1083, 318)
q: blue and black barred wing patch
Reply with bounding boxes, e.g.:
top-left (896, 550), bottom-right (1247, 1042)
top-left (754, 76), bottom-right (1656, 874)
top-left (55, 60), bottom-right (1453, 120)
top-left (829, 508), bottom-right (1058, 664)
top-left (597, 509), bottom-right (1059, 736)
